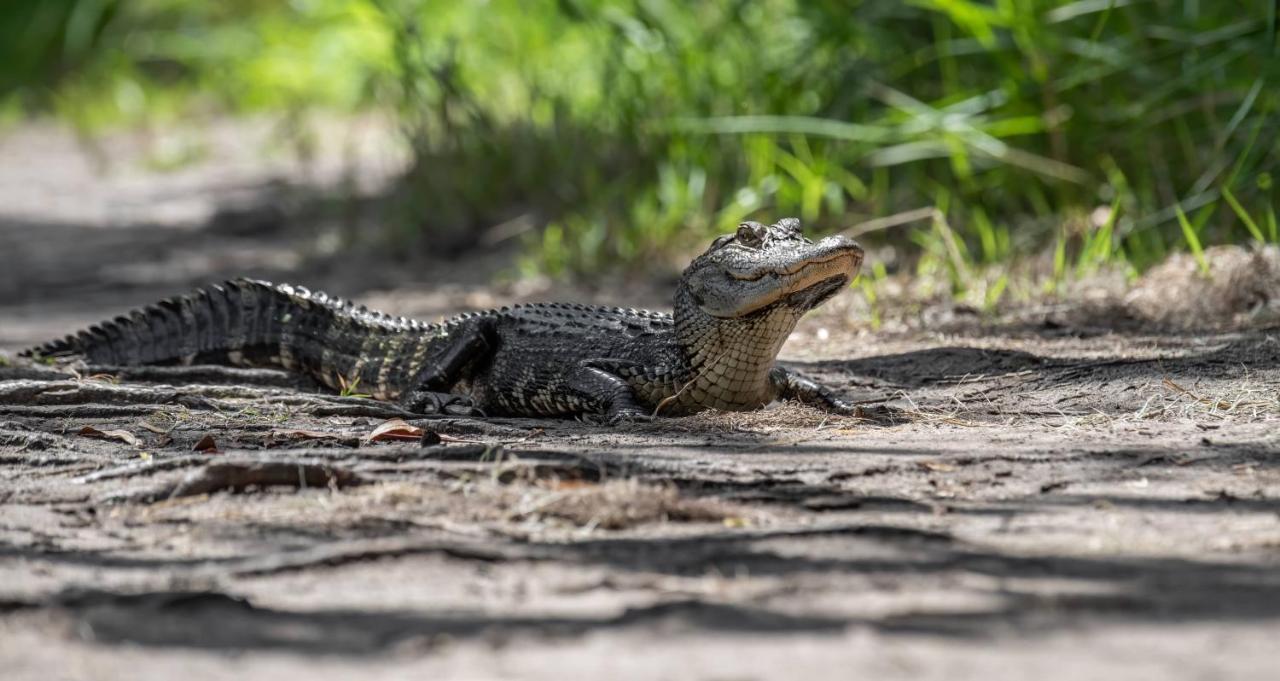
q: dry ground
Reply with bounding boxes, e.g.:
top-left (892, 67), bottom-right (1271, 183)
top-left (2, 122), bottom-right (1279, 680)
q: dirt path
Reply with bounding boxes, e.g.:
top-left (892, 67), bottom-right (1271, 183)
top-left (2, 123), bottom-right (1279, 680)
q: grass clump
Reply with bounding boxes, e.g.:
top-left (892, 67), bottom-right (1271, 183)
top-left (1135, 377), bottom-right (1280, 423)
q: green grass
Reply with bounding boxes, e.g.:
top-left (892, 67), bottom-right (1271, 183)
top-left (1222, 186), bottom-right (1266, 244)
top-left (336, 375), bottom-right (371, 399)
top-left (1174, 204), bottom-right (1211, 276)
top-left (3, 0), bottom-right (1278, 291)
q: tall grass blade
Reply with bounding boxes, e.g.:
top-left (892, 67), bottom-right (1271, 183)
top-left (1221, 77), bottom-right (1264, 145)
top-left (1221, 186), bottom-right (1265, 243)
top-left (1174, 204), bottom-right (1211, 277)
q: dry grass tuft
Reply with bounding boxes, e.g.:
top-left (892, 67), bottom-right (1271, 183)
top-left (665, 401), bottom-right (856, 433)
top-left (650, 399), bottom-right (976, 434)
top-left (513, 478), bottom-right (734, 530)
top-left (355, 476), bottom-right (738, 531)
top-left (143, 470), bottom-right (746, 535)
top-left (1135, 376), bottom-right (1280, 422)
top-left (1125, 245), bottom-right (1280, 329)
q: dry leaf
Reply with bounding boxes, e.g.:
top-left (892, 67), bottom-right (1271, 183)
top-left (77, 426), bottom-right (140, 447)
top-left (918, 460), bottom-right (957, 473)
top-left (363, 419), bottom-right (482, 445)
top-left (551, 479), bottom-right (597, 490)
top-left (193, 434), bottom-right (219, 453)
top-left (363, 418), bottom-right (425, 443)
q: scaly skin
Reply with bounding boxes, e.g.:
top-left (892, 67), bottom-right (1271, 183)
top-left (25, 218), bottom-right (864, 421)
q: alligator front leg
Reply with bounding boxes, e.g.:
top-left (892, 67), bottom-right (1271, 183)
top-left (397, 318), bottom-right (496, 416)
top-left (570, 364), bottom-right (650, 424)
top-left (769, 366), bottom-right (856, 415)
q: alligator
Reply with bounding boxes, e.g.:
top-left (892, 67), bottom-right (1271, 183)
top-left (25, 218), bottom-right (864, 422)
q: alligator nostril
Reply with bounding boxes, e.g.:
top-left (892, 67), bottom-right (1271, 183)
top-left (775, 217), bottom-right (801, 235)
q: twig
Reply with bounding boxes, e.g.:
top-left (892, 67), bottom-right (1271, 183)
top-left (841, 207), bottom-right (940, 239)
top-left (105, 459), bottom-right (365, 503)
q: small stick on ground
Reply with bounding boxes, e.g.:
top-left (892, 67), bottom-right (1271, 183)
top-left (108, 459), bottom-right (365, 503)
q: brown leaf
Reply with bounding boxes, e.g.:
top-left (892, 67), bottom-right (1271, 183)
top-left (363, 418), bottom-right (425, 443)
top-left (551, 479), bottom-right (596, 490)
top-left (193, 434), bottom-right (219, 454)
top-left (77, 426), bottom-right (140, 447)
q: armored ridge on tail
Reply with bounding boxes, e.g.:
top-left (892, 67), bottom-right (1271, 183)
top-left (22, 278), bottom-right (437, 400)
top-left (26, 218), bottom-right (866, 421)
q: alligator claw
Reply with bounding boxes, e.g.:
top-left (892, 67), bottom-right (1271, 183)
top-left (400, 389), bottom-right (480, 416)
top-left (606, 409), bottom-right (653, 425)
top-left (443, 401), bottom-right (486, 417)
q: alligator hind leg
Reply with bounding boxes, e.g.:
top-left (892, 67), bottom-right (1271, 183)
top-left (397, 318), bottom-right (497, 416)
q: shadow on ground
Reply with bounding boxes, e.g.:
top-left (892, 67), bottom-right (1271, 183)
top-left (786, 330), bottom-right (1279, 417)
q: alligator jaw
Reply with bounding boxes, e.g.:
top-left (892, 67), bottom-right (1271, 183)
top-left (783, 273), bottom-right (852, 311)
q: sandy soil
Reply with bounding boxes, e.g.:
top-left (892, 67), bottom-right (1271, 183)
top-left (2, 122), bottom-right (1279, 680)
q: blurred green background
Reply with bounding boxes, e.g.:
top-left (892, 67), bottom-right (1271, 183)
top-left (2, 0), bottom-right (1277, 300)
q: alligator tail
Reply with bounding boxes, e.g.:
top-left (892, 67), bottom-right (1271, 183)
top-left (22, 279), bottom-right (434, 398)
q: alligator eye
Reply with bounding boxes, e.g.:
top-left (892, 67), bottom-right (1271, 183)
top-left (736, 222), bottom-right (763, 246)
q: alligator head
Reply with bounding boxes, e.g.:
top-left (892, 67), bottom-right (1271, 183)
top-left (670, 217), bottom-right (863, 410)
top-left (678, 217), bottom-right (863, 319)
